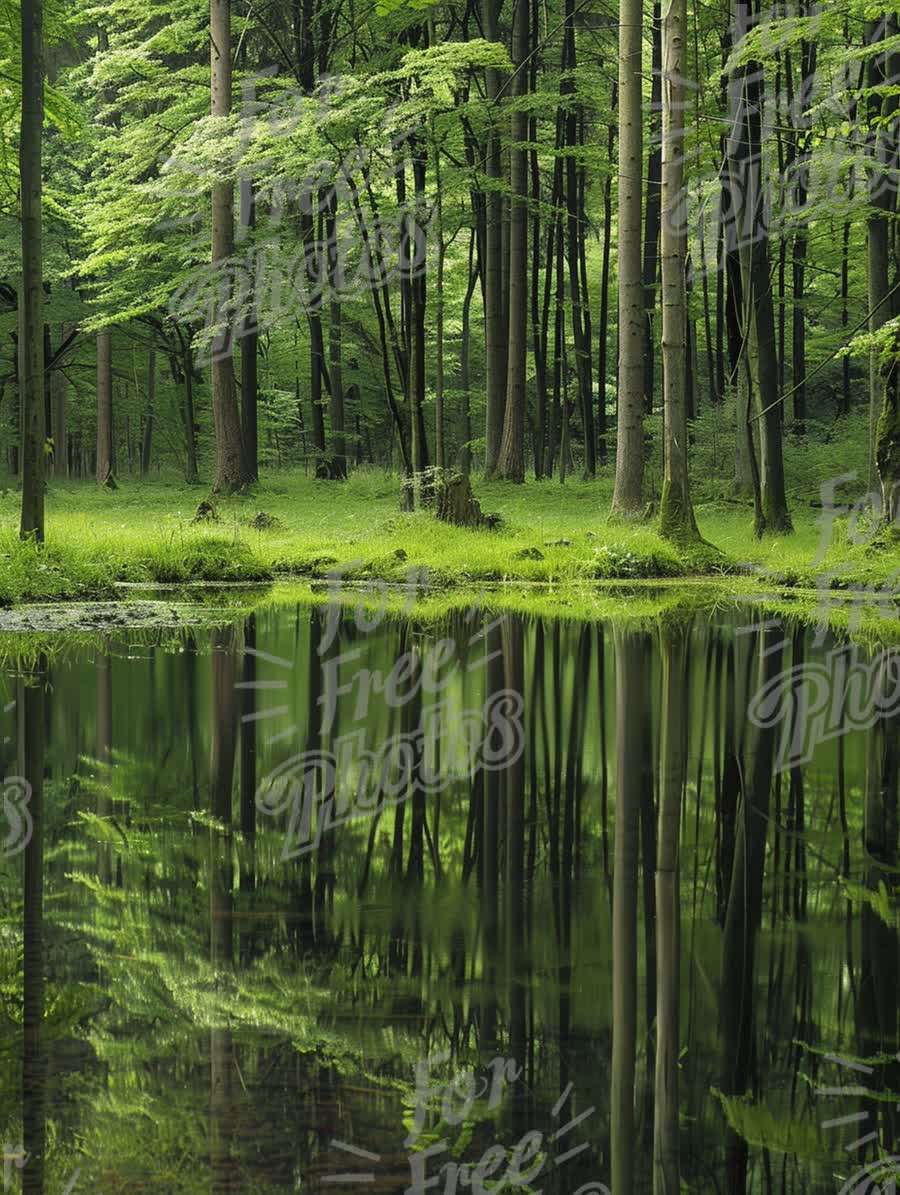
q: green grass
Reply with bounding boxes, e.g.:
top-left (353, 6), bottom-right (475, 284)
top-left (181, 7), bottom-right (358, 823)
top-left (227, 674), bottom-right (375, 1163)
top-left (0, 470), bottom-right (898, 638)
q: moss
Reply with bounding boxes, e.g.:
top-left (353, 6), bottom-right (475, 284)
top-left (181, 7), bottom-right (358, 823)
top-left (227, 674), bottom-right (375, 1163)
top-left (658, 478), bottom-right (701, 545)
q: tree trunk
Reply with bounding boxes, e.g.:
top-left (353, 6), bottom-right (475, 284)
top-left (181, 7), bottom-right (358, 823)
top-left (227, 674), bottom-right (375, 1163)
top-left (306, 212), bottom-right (328, 472)
top-left (643, 0), bottom-right (663, 415)
top-left (866, 15), bottom-right (895, 489)
top-left (597, 87), bottom-right (616, 466)
top-left (460, 231), bottom-right (478, 475)
top-left (96, 329), bottom-right (114, 486)
top-left (496, 0), bottom-right (529, 483)
top-left (530, 36), bottom-right (547, 479)
top-left (612, 0), bottom-right (645, 513)
top-left (483, 0), bottom-right (506, 477)
top-left (788, 22), bottom-right (816, 433)
top-left (562, 3), bottom-right (595, 476)
top-left (726, 0), bottom-right (791, 532)
top-left (577, 120), bottom-right (595, 465)
top-left (20, 0), bottom-right (45, 541)
top-left (210, 0), bottom-right (251, 492)
top-left (324, 191), bottom-right (346, 480)
top-left (433, 136), bottom-right (446, 472)
top-left (409, 146), bottom-right (430, 485)
top-left (141, 347), bottom-right (155, 477)
top-left (183, 342), bottom-right (199, 483)
top-left (240, 181), bottom-right (259, 481)
top-left (841, 219), bottom-right (851, 415)
top-left (659, 0), bottom-right (700, 542)
top-left (51, 330), bottom-right (67, 478)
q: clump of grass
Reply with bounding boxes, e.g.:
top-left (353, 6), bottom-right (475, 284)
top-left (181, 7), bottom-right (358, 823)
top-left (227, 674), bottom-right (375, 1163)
top-left (585, 539), bottom-right (685, 580)
top-left (123, 533), bottom-right (272, 583)
top-left (0, 530), bottom-right (118, 606)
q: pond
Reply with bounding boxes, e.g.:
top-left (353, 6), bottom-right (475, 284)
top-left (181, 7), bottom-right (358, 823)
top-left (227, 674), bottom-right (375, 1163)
top-left (0, 592), bottom-right (897, 1194)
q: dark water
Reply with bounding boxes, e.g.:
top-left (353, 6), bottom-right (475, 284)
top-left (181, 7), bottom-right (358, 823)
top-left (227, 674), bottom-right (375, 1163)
top-left (0, 596), bottom-right (897, 1194)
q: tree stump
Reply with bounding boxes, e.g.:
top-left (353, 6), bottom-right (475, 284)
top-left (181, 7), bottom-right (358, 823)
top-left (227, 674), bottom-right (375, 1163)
top-left (436, 472), bottom-right (488, 528)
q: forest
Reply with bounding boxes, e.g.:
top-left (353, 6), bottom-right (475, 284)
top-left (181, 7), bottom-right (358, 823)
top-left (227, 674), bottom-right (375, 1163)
top-left (0, 0), bottom-right (899, 1193)
top-left (0, 0), bottom-right (898, 582)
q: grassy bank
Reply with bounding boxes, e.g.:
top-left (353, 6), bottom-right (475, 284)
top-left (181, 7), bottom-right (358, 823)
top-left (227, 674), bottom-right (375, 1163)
top-left (0, 469), bottom-right (898, 614)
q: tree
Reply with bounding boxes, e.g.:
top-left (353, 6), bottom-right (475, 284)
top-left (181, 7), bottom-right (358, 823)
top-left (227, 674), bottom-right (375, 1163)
top-left (141, 347), bottom-right (155, 477)
top-left (239, 183), bottom-right (259, 481)
top-left (658, 0), bottom-right (700, 541)
top-left (866, 15), bottom-right (897, 488)
top-left (726, 0), bottom-right (791, 534)
top-left (496, 0), bottom-right (529, 482)
top-left (482, 0), bottom-right (507, 478)
top-left (612, 0), bottom-right (645, 514)
top-left (96, 329), bottom-right (114, 486)
top-left (19, 0), bottom-right (45, 541)
top-left (210, 0), bottom-right (252, 493)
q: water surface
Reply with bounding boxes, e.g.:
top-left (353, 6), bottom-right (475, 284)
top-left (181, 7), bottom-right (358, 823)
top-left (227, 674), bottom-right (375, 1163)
top-left (0, 596), bottom-right (897, 1194)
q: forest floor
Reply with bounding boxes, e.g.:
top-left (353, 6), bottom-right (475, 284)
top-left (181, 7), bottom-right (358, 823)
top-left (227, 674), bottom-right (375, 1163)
top-left (0, 469), bottom-right (898, 639)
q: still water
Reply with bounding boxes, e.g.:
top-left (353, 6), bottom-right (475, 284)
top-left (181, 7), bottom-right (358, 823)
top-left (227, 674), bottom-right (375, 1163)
top-left (0, 595), bottom-right (897, 1194)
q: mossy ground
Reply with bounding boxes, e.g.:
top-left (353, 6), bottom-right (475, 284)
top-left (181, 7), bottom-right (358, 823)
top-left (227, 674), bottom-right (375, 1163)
top-left (0, 470), bottom-right (897, 640)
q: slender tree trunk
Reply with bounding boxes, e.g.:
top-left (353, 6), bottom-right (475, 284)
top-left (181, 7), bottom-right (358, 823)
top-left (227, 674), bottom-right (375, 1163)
top-left (210, 0), bottom-right (251, 492)
top-left (700, 217), bottom-right (718, 405)
top-left (727, 0), bottom-right (791, 532)
top-left (867, 15), bottom-right (895, 489)
top-left (137, 351), bottom-right (154, 476)
top-left (545, 111), bottom-right (565, 478)
top-left (612, 0), bottom-right (645, 513)
top-left (324, 191), bottom-right (346, 480)
top-left (598, 87), bottom-right (616, 466)
top-left (551, 224), bottom-right (565, 477)
top-left (460, 232), bottom-right (478, 475)
top-left (51, 330), bottom-right (67, 478)
top-left (483, 0), bottom-right (506, 477)
top-left (790, 20), bottom-right (816, 433)
top-left (183, 343), bottom-right (199, 483)
top-left (19, 0), bottom-right (44, 540)
top-left (577, 122), bottom-right (594, 461)
top-left (433, 135), bottom-right (446, 472)
top-left (410, 146), bottom-right (429, 482)
top-left (240, 183), bottom-right (259, 480)
top-left (306, 213), bottom-right (328, 472)
top-left (561, 4), bottom-right (595, 475)
top-left (529, 9), bottom-right (547, 479)
top-left (497, 0), bottom-right (529, 483)
top-left (643, 0), bottom-right (663, 415)
top-left (659, 0), bottom-right (700, 542)
top-left (96, 330), bottom-right (114, 486)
